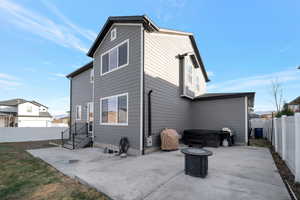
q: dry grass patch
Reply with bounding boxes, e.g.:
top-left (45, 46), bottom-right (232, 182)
top-left (0, 141), bottom-right (109, 200)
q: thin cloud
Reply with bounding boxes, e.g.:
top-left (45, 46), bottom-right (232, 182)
top-left (207, 68), bottom-right (300, 92)
top-left (41, 0), bottom-right (97, 41)
top-left (0, 0), bottom-right (89, 53)
top-left (52, 73), bottom-right (66, 78)
top-left (0, 79), bottom-right (22, 90)
top-left (0, 73), bottom-right (18, 80)
top-left (0, 73), bottom-right (22, 90)
top-left (156, 0), bottom-right (186, 23)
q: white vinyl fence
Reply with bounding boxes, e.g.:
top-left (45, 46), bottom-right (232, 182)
top-left (250, 113), bottom-right (300, 183)
top-left (0, 127), bottom-right (68, 143)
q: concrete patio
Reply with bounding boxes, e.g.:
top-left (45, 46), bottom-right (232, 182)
top-left (28, 146), bottom-right (291, 200)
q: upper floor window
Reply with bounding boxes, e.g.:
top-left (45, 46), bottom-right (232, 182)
top-left (100, 93), bottom-right (128, 125)
top-left (27, 105), bottom-right (32, 112)
top-left (182, 55), bottom-right (202, 98)
top-left (101, 40), bottom-right (129, 75)
top-left (90, 69), bottom-right (94, 83)
top-left (111, 28), bottom-right (117, 41)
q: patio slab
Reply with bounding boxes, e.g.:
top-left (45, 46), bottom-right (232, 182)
top-left (28, 146), bottom-right (290, 200)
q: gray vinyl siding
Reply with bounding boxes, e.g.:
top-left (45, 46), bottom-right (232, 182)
top-left (144, 31), bottom-right (207, 148)
top-left (190, 97), bottom-right (247, 144)
top-left (93, 24), bottom-right (142, 152)
top-left (71, 68), bottom-right (93, 124)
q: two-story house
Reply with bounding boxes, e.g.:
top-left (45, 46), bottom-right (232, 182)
top-left (0, 98), bottom-right (52, 127)
top-left (288, 96), bottom-right (300, 112)
top-left (66, 15), bottom-right (255, 155)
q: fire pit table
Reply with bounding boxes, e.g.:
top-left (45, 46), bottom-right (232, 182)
top-left (181, 148), bottom-right (213, 178)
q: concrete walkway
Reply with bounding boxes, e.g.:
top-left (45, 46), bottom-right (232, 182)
top-left (28, 146), bottom-right (290, 200)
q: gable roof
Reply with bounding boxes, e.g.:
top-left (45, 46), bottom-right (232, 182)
top-left (86, 15), bottom-right (209, 82)
top-left (66, 61), bottom-right (93, 78)
top-left (0, 98), bottom-right (48, 108)
top-left (289, 96), bottom-right (300, 105)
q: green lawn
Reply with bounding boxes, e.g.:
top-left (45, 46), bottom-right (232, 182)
top-left (0, 141), bottom-right (109, 200)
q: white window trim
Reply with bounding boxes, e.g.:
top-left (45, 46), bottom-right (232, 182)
top-left (75, 105), bottom-right (82, 121)
top-left (100, 93), bottom-right (128, 126)
top-left (110, 28), bottom-right (117, 41)
top-left (100, 39), bottom-right (129, 76)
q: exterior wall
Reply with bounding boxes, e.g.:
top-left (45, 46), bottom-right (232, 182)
top-left (18, 102), bottom-right (40, 116)
top-left (71, 68), bottom-right (93, 124)
top-left (39, 106), bottom-right (48, 112)
top-left (93, 24), bottom-right (142, 153)
top-left (190, 97), bottom-right (247, 144)
top-left (0, 127), bottom-right (66, 142)
top-left (17, 116), bottom-right (52, 127)
top-left (143, 31), bottom-right (206, 148)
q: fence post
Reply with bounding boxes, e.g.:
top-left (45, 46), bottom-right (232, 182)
top-left (281, 115), bottom-right (287, 161)
top-left (295, 113), bottom-right (300, 183)
top-left (274, 118), bottom-right (278, 151)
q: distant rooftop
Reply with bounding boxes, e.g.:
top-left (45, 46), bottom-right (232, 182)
top-left (0, 98), bottom-right (48, 108)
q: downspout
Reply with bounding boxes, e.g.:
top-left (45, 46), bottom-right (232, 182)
top-left (141, 25), bottom-right (145, 155)
top-left (69, 78), bottom-right (72, 133)
top-left (148, 90), bottom-right (153, 138)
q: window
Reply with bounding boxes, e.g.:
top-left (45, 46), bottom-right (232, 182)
top-left (182, 56), bottom-right (201, 98)
top-left (100, 93), bottom-right (128, 125)
top-left (111, 28), bottom-right (116, 41)
top-left (90, 69), bottom-right (94, 83)
top-left (101, 40), bottom-right (129, 75)
top-left (75, 105), bottom-right (82, 120)
top-left (27, 105), bottom-right (32, 112)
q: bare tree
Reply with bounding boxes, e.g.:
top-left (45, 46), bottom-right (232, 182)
top-left (271, 79), bottom-right (283, 113)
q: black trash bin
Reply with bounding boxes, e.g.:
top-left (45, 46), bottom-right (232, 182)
top-left (181, 148), bottom-right (213, 178)
top-left (254, 128), bottom-right (263, 139)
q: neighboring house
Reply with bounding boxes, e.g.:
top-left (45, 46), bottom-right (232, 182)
top-left (0, 99), bottom-right (52, 127)
top-left (52, 114), bottom-right (70, 127)
top-left (288, 96), bottom-right (300, 112)
top-left (66, 15), bottom-right (255, 155)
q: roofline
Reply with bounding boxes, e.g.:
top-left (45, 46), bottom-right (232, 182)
top-left (158, 28), bottom-right (193, 36)
top-left (0, 98), bottom-right (48, 108)
top-left (194, 92), bottom-right (255, 101)
top-left (85, 15), bottom-right (210, 82)
top-left (87, 15), bottom-right (158, 57)
top-left (66, 61), bottom-right (93, 78)
top-left (189, 35), bottom-right (210, 82)
top-left (17, 115), bottom-right (52, 118)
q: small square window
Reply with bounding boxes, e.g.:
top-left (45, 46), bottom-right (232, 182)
top-left (111, 28), bottom-right (116, 41)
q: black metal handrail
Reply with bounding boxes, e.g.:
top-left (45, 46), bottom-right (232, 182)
top-left (61, 122), bottom-right (90, 149)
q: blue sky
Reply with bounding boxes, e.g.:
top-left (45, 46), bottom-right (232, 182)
top-left (0, 0), bottom-right (299, 115)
